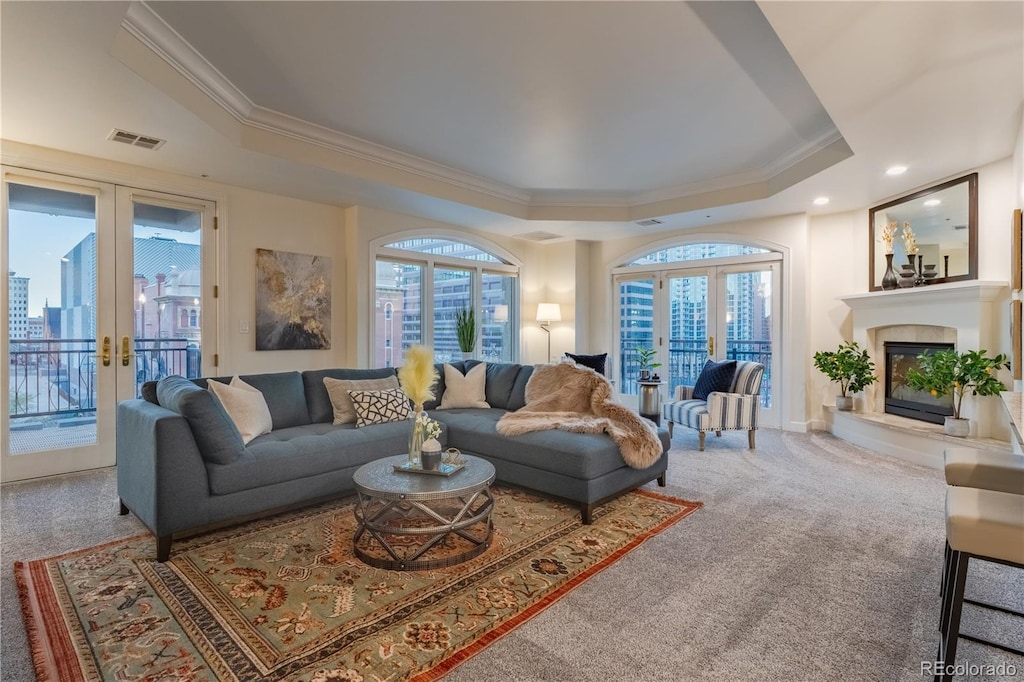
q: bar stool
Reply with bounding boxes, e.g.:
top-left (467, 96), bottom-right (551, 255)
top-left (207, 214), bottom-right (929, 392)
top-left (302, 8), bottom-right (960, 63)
top-left (937, 486), bottom-right (1024, 682)
top-left (941, 448), bottom-right (1024, 600)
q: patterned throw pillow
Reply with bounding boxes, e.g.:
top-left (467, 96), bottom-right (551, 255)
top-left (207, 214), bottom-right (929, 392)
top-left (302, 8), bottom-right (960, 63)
top-left (565, 352), bottom-right (607, 375)
top-left (348, 388), bottom-right (412, 428)
top-left (692, 359), bottom-right (738, 400)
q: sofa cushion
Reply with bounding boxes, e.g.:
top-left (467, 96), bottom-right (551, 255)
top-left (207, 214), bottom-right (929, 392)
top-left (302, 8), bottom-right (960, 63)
top-left (323, 375), bottom-right (401, 424)
top-left (350, 388), bottom-right (412, 427)
top-left (465, 360), bottom-right (521, 409)
top-left (207, 376), bottom-right (274, 444)
top-left (565, 352), bottom-right (607, 375)
top-left (507, 365), bottom-right (534, 411)
top-left (303, 368), bottom-right (397, 423)
top-left (432, 409), bottom-right (632, 480)
top-left (204, 372), bottom-right (311, 429)
top-left (206, 421), bottom-right (416, 495)
top-left (692, 359), bottom-right (738, 400)
top-left (140, 380), bottom-right (159, 404)
top-left (439, 363), bottom-right (489, 409)
top-left (156, 375), bottom-right (244, 465)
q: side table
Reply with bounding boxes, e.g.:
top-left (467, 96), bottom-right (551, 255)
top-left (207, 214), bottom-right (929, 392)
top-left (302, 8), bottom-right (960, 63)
top-left (637, 380), bottom-right (665, 426)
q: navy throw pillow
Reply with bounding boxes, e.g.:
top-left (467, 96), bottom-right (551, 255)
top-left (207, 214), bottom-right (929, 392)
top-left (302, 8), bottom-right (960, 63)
top-left (692, 359), bottom-right (738, 401)
top-left (565, 352), bottom-right (607, 375)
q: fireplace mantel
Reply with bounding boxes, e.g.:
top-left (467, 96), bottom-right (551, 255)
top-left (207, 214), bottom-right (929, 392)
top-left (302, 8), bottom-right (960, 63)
top-left (829, 279), bottom-right (1012, 466)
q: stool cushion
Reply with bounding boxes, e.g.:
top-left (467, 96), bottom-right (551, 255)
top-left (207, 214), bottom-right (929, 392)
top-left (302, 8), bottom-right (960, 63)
top-left (944, 448), bottom-right (1024, 495)
top-left (946, 486), bottom-right (1024, 565)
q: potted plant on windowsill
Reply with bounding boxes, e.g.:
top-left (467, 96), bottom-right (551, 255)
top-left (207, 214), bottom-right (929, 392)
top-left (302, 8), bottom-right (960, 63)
top-left (636, 347), bottom-right (661, 381)
top-left (455, 306), bottom-right (476, 359)
top-left (813, 341), bottom-right (876, 411)
top-left (905, 348), bottom-right (1009, 436)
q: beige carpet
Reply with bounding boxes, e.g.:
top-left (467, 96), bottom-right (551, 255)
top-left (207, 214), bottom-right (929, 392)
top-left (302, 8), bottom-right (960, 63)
top-left (3, 429), bottom-right (1023, 680)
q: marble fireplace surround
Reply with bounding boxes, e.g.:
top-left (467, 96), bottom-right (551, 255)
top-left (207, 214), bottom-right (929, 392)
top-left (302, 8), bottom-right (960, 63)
top-left (831, 280), bottom-right (1011, 467)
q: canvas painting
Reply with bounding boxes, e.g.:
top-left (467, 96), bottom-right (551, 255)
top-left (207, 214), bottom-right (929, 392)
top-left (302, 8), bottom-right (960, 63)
top-left (255, 248), bottom-right (331, 350)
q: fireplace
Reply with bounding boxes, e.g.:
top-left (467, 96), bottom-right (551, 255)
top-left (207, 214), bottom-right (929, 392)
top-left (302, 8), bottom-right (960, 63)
top-left (884, 342), bottom-right (955, 424)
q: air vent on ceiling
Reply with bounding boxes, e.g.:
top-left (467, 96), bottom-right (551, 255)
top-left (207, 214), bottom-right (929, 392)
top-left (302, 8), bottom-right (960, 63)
top-left (953, 224), bottom-right (968, 230)
top-left (635, 218), bottom-right (663, 227)
top-left (515, 231), bottom-right (563, 242)
top-left (108, 128), bottom-right (166, 150)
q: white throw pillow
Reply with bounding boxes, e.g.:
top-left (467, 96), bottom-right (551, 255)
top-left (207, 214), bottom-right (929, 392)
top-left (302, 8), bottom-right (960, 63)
top-left (323, 375), bottom-right (400, 425)
top-left (208, 376), bottom-right (273, 444)
top-left (439, 363), bottom-right (490, 409)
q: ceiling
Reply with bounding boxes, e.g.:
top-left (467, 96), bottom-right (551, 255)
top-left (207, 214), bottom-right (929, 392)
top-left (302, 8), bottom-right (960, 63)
top-left (1, 1), bottom-right (1021, 241)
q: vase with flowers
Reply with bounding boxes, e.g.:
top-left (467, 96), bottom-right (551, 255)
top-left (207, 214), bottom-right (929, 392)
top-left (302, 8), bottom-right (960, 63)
top-left (397, 345), bottom-right (440, 466)
top-left (880, 221), bottom-right (899, 290)
top-left (905, 348), bottom-right (1009, 436)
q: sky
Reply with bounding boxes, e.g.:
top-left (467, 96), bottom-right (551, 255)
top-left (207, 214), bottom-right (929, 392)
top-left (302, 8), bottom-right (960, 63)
top-left (9, 210), bottom-right (200, 317)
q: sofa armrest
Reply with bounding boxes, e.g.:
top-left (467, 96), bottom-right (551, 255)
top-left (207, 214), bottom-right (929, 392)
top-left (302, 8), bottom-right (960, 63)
top-left (671, 385), bottom-right (695, 401)
top-left (705, 392), bottom-right (760, 430)
top-left (116, 399), bottom-right (211, 536)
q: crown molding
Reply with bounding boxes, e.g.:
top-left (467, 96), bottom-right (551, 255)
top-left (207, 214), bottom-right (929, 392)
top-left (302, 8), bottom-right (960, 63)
top-left (119, 1), bottom-right (851, 222)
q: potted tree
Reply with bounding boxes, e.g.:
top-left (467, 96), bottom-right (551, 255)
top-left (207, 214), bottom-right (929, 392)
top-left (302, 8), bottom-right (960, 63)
top-left (636, 347), bottom-right (662, 381)
top-left (455, 306), bottom-right (476, 359)
top-left (813, 341), bottom-right (876, 411)
top-left (905, 348), bottom-right (1009, 436)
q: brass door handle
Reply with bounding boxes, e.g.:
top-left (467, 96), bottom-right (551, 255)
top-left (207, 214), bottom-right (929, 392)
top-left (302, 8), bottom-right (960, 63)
top-left (122, 336), bottom-right (131, 366)
top-left (708, 335), bottom-right (715, 356)
top-left (101, 336), bottom-right (111, 366)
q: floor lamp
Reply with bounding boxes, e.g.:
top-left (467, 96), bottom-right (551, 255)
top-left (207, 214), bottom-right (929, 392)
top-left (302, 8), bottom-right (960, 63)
top-left (536, 303), bottom-right (561, 362)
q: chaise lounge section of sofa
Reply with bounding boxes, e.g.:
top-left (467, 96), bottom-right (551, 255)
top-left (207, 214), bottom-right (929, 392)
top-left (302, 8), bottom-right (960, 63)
top-left (117, 361), bottom-right (669, 561)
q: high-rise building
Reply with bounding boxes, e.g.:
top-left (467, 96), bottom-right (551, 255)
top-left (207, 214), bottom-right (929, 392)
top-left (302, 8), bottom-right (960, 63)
top-left (8, 271), bottom-right (29, 339)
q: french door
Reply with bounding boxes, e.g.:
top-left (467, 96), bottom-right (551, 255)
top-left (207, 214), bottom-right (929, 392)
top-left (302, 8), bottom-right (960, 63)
top-left (616, 260), bottom-right (780, 427)
top-left (2, 168), bottom-right (216, 482)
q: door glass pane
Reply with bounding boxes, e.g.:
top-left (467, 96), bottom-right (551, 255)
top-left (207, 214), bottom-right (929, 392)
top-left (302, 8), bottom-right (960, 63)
top-left (375, 260), bottom-right (422, 367)
top-left (667, 275), bottom-right (709, 397)
top-left (433, 267), bottom-right (472, 363)
top-left (618, 278), bottom-right (654, 396)
top-left (7, 183), bottom-right (97, 454)
top-left (724, 270), bottom-right (772, 407)
top-left (132, 202), bottom-right (202, 396)
top-left (481, 272), bottom-right (514, 362)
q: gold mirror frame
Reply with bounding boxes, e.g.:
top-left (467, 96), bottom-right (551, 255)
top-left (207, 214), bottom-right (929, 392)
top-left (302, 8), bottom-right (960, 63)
top-left (868, 173), bottom-right (978, 291)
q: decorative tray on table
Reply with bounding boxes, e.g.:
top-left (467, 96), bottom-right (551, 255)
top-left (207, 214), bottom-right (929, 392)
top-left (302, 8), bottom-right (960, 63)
top-left (392, 461), bottom-right (465, 477)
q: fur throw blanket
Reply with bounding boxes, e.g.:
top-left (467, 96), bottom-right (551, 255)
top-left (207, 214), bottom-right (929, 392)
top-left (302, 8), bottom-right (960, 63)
top-left (496, 362), bottom-right (662, 469)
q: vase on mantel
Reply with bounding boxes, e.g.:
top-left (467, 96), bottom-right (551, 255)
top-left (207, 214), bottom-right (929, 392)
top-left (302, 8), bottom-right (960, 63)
top-left (944, 416), bottom-right (970, 437)
top-left (881, 253), bottom-right (898, 290)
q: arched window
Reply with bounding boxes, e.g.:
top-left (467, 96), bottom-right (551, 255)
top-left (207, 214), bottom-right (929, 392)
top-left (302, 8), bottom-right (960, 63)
top-left (374, 236), bottom-right (519, 366)
top-left (613, 239), bottom-right (781, 423)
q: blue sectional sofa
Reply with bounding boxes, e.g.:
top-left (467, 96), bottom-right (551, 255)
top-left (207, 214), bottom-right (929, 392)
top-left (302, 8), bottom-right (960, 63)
top-left (116, 361), bottom-right (670, 561)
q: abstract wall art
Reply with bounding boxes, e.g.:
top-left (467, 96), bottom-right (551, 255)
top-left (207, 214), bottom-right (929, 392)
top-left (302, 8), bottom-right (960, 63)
top-left (255, 248), bottom-right (331, 350)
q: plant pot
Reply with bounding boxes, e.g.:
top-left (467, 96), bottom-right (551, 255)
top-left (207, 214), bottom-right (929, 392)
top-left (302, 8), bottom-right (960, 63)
top-left (461, 352), bottom-right (473, 360)
top-left (944, 416), bottom-right (970, 437)
top-left (639, 369), bottom-right (651, 381)
top-left (835, 395), bottom-right (854, 411)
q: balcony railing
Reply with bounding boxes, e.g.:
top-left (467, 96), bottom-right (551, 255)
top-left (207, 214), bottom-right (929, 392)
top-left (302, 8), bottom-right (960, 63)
top-left (8, 338), bottom-right (200, 420)
top-left (620, 338), bottom-right (772, 407)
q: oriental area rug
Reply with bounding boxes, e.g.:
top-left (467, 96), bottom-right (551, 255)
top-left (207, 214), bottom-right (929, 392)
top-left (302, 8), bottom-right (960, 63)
top-left (16, 487), bottom-right (700, 682)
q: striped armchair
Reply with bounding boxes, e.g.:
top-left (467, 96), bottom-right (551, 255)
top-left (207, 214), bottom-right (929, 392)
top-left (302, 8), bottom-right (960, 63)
top-left (662, 361), bottom-right (765, 451)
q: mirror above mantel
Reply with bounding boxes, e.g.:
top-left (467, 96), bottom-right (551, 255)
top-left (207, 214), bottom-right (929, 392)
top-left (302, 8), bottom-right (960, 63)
top-left (868, 173), bottom-right (978, 291)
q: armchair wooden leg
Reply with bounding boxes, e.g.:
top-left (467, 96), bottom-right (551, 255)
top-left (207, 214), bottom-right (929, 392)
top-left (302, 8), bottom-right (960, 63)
top-left (698, 432), bottom-right (706, 451)
top-left (157, 535), bottom-right (172, 563)
top-left (748, 429), bottom-right (756, 449)
top-left (667, 421), bottom-right (674, 437)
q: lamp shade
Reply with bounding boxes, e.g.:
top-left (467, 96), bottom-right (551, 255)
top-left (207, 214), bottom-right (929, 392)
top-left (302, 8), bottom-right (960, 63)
top-left (536, 303), bottom-right (561, 322)
top-left (493, 304), bottom-right (509, 322)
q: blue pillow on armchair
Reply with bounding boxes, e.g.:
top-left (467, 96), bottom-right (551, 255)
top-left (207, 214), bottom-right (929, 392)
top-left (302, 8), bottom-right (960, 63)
top-left (692, 359), bottom-right (738, 400)
top-left (565, 352), bottom-right (607, 375)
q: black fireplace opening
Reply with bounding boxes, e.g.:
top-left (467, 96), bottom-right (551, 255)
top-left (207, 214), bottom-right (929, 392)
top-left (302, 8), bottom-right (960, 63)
top-left (884, 341), bottom-right (955, 424)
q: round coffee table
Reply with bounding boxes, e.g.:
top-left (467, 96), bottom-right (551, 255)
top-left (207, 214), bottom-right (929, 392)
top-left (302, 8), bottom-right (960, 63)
top-left (352, 454), bottom-right (495, 570)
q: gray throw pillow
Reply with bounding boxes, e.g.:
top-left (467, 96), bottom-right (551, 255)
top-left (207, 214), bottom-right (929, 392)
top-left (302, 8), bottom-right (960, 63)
top-left (156, 375), bottom-right (245, 465)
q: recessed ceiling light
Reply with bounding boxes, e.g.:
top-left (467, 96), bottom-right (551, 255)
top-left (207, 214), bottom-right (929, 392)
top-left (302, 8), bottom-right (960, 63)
top-left (813, 197), bottom-right (830, 206)
top-left (886, 166), bottom-right (908, 176)
top-left (923, 199), bottom-right (941, 207)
